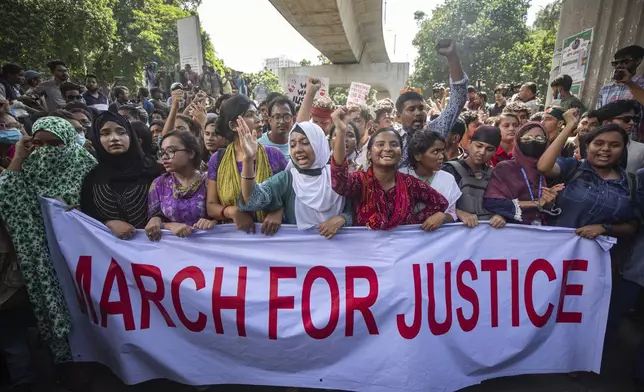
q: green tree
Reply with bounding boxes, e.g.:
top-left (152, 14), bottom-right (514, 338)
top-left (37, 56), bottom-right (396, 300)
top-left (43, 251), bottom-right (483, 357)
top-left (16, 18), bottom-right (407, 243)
top-left (299, 59), bottom-right (312, 67)
top-left (245, 69), bottom-right (283, 95)
top-left (496, 0), bottom-right (560, 96)
top-left (411, 0), bottom-right (531, 95)
top-left (317, 54), bottom-right (332, 65)
top-left (414, 10), bottom-right (427, 25)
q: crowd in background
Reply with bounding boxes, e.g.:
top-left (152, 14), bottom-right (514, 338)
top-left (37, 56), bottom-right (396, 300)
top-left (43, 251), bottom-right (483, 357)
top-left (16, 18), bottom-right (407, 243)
top-left (0, 41), bottom-right (644, 392)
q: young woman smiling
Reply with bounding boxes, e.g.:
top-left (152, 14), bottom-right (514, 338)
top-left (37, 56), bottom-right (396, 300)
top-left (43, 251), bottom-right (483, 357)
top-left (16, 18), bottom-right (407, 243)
top-left (237, 120), bottom-right (352, 239)
top-left (330, 107), bottom-right (448, 230)
top-left (400, 129), bottom-right (461, 229)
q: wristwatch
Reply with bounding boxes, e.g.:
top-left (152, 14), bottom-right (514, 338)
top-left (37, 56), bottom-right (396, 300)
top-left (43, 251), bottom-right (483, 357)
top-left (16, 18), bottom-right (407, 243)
top-left (601, 223), bottom-right (612, 234)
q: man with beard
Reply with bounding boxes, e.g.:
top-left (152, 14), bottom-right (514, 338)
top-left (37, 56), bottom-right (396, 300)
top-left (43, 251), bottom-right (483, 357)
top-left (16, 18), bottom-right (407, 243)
top-left (396, 40), bottom-right (466, 169)
top-left (512, 82), bottom-right (540, 117)
top-left (258, 95), bottom-right (295, 160)
top-left (33, 60), bottom-right (69, 111)
top-left (82, 74), bottom-right (109, 112)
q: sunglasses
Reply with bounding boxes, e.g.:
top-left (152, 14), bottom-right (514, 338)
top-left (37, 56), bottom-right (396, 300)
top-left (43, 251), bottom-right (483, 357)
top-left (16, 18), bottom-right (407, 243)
top-left (614, 115), bottom-right (637, 123)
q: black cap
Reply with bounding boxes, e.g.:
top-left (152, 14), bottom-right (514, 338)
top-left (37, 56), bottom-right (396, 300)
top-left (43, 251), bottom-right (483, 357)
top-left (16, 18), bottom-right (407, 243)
top-left (471, 125), bottom-right (501, 148)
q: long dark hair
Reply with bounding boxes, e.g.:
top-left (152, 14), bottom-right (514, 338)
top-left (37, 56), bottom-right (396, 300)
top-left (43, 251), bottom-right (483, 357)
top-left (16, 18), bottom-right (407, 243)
top-left (216, 94), bottom-right (253, 142)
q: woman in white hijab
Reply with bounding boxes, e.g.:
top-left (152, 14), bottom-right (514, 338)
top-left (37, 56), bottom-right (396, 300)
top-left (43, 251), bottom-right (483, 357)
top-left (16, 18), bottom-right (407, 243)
top-left (236, 118), bottom-right (352, 238)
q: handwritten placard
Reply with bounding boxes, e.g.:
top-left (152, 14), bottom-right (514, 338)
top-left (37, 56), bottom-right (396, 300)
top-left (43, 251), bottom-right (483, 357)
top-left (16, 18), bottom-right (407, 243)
top-left (286, 75), bottom-right (330, 106)
top-left (347, 82), bottom-right (371, 106)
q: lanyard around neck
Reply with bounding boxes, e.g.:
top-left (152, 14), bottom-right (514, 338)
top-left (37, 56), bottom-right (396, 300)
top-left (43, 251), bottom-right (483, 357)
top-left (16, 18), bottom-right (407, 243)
top-left (519, 168), bottom-right (542, 201)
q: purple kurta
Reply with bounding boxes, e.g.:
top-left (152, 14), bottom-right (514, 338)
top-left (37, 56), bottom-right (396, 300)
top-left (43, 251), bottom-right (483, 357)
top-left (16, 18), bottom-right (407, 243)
top-left (148, 172), bottom-right (207, 226)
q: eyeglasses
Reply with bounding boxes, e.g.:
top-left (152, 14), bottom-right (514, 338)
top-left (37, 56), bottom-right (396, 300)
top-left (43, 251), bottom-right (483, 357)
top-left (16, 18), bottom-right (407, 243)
top-left (158, 148), bottom-right (188, 160)
top-left (271, 114), bottom-right (293, 123)
top-left (613, 115), bottom-right (636, 123)
top-left (0, 122), bottom-right (21, 130)
top-left (519, 135), bottom-right (547, 143)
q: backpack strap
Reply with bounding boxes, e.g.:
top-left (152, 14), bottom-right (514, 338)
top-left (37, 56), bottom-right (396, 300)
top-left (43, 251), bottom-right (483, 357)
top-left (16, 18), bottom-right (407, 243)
top-left (564, 160), bottom-right (584, 184)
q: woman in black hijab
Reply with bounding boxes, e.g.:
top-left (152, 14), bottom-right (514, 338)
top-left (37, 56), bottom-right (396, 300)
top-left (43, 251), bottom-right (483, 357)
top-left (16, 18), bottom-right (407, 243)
top-left (80, 112), bottom-right (161, 239)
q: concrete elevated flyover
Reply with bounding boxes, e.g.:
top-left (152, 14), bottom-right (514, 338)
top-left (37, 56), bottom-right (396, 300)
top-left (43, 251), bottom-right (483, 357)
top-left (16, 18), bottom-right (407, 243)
top-left (277, 63), bottom-right (409, 102)
top-left (269, 0), bottom-right (389, 64)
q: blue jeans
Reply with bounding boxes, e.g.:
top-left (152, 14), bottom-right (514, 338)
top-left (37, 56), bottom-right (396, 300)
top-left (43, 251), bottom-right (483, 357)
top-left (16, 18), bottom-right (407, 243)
top-left (606, 277), bottom-right (644, 381)
top-left (0, 304), bottom-right (37, 386)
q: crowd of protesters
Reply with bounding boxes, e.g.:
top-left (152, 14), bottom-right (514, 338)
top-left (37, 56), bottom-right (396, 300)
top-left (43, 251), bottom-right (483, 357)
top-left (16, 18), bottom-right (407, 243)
top-left (0, 40), bottom-right (644, 392)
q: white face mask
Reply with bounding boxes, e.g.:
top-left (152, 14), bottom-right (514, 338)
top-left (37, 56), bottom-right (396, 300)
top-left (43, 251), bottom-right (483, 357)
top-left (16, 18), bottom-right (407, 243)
top-left (75, 134), bottom-right (86, 146)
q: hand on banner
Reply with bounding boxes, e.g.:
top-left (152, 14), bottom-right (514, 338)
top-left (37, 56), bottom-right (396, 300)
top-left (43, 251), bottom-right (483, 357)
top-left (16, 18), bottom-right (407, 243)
top-left (489, 214), bottom-right (507, 229)
top-left (193, 218), bottom-right (217, 230)
top-left (234, 210), bottom-right (255, 234)
top-left (576, 224), bottom-right (606, 239)
top-left (456, 210), bottom-right (478, 228)
top-left (145, 217), bottom-right (162, 241)
top-left (261, 209), bottom-right (283, 236)
top-left (306, 78), bottom-right (321, 96)
top-left (421, 212), bottom-right (446, 232)
top-left (106, 220), bottom-right (136, 240)
top-left (237, 118), bottom-right (258, 159)
top-left (169, 223), bottom-right (193, 238)
top-left (319, 215), bottom-right (346, 239)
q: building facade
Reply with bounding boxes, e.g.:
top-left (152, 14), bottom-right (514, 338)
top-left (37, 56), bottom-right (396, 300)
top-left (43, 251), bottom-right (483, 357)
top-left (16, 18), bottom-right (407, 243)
top-left (263, 56), bottom-right (299, 75)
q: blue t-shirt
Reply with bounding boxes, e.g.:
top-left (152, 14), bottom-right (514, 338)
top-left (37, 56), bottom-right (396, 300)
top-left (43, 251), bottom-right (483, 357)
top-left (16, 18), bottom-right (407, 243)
top-left (258, 132), bottom-right (290, 160)
top-left (551, 157), bottom-right (636, 228)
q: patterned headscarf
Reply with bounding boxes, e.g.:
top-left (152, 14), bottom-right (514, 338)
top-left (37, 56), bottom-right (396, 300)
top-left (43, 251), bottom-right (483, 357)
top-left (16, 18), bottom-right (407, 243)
top-left (23, 116), bottom-right (97, 205)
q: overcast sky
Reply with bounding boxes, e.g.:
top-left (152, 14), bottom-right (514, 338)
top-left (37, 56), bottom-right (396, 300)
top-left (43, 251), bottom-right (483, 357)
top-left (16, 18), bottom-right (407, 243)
top-left (199, 0), bottom-right (554, 73)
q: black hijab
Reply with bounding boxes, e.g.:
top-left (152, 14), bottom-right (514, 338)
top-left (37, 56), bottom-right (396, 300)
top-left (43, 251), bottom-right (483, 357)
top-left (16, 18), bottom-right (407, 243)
top-left (89, 111), bottom-right (158, 181)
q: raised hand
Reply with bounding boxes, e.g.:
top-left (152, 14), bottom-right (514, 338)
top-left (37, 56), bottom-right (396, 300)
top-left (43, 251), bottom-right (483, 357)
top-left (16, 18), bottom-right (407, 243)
top-left (306, 78), bottom-right (322, 96)
top-left (237, 118), bottom-right (258, 159)
top-left (563, 108), bottom-right (580, 128)
top-left (436, 39), bottom-right (457, 57)
top-left (331, 107), bottom-right (348, 128)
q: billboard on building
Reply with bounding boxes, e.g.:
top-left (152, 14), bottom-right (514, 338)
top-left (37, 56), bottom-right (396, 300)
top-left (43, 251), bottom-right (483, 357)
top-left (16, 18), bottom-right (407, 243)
top-left (177, 16), bottom-right (204, 72)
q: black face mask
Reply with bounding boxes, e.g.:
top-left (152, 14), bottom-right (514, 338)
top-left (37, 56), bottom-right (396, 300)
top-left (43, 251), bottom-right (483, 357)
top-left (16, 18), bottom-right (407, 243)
top-left (518, 141), bottom-right (547, 158)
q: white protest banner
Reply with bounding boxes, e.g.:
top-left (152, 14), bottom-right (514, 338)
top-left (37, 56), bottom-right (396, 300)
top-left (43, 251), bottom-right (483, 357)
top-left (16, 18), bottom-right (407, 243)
top-left (347, 82), bottom-right (371, 107)
top-left (285, 75), bottom-right (329, 106)
top-left (42, 198), bottom-right (612, 392)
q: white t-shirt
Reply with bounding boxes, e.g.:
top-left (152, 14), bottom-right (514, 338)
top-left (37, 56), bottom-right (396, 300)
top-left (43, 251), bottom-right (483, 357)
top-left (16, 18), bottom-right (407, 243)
top-left (400, 168), bottom-right (462, 221)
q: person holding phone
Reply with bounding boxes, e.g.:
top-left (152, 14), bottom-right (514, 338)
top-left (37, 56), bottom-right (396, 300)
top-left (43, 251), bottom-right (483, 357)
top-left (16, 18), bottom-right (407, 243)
top-left (597, 45), bottom-right (644, 109)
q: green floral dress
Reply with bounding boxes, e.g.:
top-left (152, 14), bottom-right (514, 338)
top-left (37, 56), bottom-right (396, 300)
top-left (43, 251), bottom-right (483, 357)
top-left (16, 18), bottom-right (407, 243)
top-left (0, 117), bottom-right (97, 362)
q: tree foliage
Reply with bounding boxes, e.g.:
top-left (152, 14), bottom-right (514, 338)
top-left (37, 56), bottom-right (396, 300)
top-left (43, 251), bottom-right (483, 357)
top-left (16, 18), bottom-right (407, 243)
top-left (1, 0), bottom-right (224, 88)
top-left (245, 69), bottom-right (283, 95)
top-left (299, 59), bottom-right (313, 67)
top-left (411, 0), bottom-right (537, 95)
top-left (496, 0), bottom-right (560, 96)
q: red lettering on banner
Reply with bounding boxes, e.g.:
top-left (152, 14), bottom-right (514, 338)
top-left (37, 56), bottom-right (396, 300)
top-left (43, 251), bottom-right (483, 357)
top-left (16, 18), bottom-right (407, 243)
top-left (75, 255), bottom-right (98, 324)
top-left (397, 264), bottom-right (422, 339)
top-left (345, 266), bottom-right (379, 336)
top-left (131, 263), bottom-right (175, 329)
top-left (456, 260), bottom-right (479, 332)
top-left (511, 259), bottom-right (520, 327)
top-left (302, 266), bottom-right (340, 339)
top-left (99, 259), bottom-right (135, 331)
top-left (171, 267), bottom-right (207, 332)
top-left (556, 259), bottom-right (588, 323)
top-left (524, 258), bottom-right (556, 327)
top-left (212, 266), bottom-right (247, 336)
top-left (427, 262), bottom-right (452, 335)
top-left (481, 259), bottom-right (507, 327)
top-left (268, 267), bottom-right (296, 340)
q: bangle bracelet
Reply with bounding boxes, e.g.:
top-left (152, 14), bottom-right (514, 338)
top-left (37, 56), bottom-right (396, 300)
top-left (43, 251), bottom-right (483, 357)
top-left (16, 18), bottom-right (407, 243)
top-left (241, 175), bottom-right (256, 180)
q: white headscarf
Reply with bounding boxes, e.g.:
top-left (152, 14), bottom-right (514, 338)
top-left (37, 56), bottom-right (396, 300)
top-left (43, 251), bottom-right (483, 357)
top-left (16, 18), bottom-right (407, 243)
top-left (289, 122), bottom-right (345, 230)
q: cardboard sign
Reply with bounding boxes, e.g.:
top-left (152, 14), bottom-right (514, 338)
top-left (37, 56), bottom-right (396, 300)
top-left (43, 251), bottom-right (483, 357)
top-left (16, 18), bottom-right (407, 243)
top-left (347, 82), bottom-right (371, 106)
top-left (285, 75), bottom-right (329, 106)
